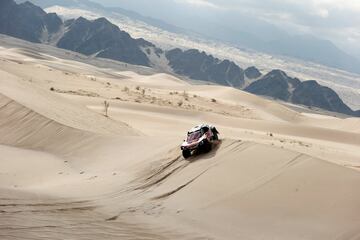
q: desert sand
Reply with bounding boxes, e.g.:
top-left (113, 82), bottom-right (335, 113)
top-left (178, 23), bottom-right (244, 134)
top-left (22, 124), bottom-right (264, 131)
top-left (0, 37), bottom-right (360, 240)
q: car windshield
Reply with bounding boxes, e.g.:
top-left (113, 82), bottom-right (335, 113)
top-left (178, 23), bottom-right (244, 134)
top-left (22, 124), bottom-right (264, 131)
top-left (187, 131), bottom-right (202, 142)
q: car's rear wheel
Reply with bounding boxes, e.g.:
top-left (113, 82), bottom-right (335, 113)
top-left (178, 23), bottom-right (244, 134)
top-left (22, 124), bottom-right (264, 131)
top-left (212, 133), bottom-right (218, 140)
top-left (199, 140), bottom-right (212, 153)
top-left (182, 149), bottom-right (191, 159)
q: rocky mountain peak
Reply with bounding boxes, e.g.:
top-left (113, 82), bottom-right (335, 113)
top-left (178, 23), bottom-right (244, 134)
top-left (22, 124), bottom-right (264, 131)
top-left (57, 16), bottom-right (151, 66)
top-left (166, 48), bottom-right (245, 87)
top-left (245, 70), bottom-right (358, 116)
top-left (0, 0), bottom-right (62, 43)
top-left (244, 66), bottom-right (262, 79)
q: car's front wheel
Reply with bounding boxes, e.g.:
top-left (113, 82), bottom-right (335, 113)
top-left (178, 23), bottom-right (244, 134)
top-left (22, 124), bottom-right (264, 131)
top-left (182, 149), bottom-right (191, 159)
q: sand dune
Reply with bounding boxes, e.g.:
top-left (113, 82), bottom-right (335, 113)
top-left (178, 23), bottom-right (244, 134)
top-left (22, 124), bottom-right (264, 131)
top-left (137, 140), bottom-right (360, 240)
top-left (0, 39), bottom-right (360, 240)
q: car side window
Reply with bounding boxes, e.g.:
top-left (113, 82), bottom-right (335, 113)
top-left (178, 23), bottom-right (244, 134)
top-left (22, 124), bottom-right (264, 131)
top-left (202, 127), bottom-right (209, 133)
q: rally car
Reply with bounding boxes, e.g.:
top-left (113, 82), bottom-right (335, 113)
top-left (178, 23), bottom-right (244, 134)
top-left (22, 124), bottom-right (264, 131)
top-left (181, 124), bottom-right (219, 159)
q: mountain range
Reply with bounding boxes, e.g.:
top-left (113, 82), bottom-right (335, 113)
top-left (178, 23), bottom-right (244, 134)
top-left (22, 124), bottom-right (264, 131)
top-left (16, 0), bottom-right (360, 75)
top-left (1, 0), bottom-right (359, 117)
top-left (35, 0), bottom-right (360, 75)
top-left (245, 70), bottom-right (359, 116)
top-left (1, 0), bottom-right (157, 66)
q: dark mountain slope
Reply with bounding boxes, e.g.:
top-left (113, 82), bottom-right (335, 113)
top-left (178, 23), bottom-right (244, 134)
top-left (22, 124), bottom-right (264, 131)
top-left (244, 66), bottom-right (262, 79)
top-left (0, 0), bottom-right (62, 43)
top-left (245, 70), bottom-right (359, 116)
top-left (57, 17), bottom-right (152, 66)
top-left (166, 48), bottom-right (245, 87)
top-left (1, 0), bottom-right (153, 67)
top-left (291, 80), bottom-right (354, 116)
top-left (245, 70), bottom-right (300, 101)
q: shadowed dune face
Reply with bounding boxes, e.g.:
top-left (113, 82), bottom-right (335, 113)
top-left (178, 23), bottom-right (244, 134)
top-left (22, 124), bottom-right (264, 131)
top-left (0, 93), bottom-right (96, 153)
top-left (0, 41), bottom-right (360, 240)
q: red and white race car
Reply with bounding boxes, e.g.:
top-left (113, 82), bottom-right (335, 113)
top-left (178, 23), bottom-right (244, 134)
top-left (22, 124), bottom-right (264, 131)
top-left (181, 124), bottom-right (219, 159)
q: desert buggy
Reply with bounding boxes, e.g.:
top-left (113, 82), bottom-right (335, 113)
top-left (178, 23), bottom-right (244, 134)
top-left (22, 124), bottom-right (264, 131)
top-left (181, 124), bottom-right (219, 159)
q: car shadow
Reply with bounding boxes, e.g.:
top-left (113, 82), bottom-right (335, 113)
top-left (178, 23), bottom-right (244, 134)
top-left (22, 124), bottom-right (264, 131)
top-left (186, 140), bottom-right (222, 163)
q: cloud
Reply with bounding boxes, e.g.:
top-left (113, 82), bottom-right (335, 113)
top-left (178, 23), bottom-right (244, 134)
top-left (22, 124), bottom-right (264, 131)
top-left (315, 8), bottom-right (329, 18)
top-left (180, 0), bottom-right (360, 24)
top-left (175, 0), bottom-right (221, 9)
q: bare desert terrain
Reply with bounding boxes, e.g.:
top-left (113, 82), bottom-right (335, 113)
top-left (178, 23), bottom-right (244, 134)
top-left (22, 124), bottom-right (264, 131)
top-left (0, 37), bottom-right (360, 240)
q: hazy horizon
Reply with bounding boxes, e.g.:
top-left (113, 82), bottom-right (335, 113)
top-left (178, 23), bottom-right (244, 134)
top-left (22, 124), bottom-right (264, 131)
top-left (90, 0), bottom-right (360, 59)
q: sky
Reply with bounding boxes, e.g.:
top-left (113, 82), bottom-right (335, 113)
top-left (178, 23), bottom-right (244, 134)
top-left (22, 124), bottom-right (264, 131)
top-left (91, 0), bottom-right (360, 57)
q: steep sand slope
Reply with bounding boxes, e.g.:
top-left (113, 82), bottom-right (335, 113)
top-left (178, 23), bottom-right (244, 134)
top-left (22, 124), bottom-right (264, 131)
top-left (0, 41), bottom-right (360, 240)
